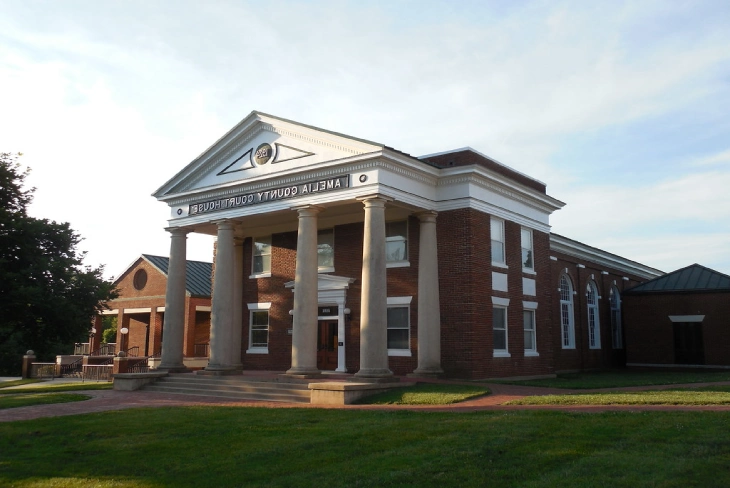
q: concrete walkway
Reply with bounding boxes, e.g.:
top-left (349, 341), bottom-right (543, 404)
top-left (2, 375), bottom-right (730, 423)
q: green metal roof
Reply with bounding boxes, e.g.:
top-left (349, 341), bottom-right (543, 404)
top-left (142, 254), bottom-right (212, 297)
top-left (624, 264), bottom-right (730, 294)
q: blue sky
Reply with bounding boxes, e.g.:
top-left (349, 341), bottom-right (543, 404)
top-left (2, 0), bottom-right (729, 277)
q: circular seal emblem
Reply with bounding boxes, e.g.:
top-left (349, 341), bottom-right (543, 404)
top-left (359, 174), bottom-right (368, 183)
top-left (254, 143), bottom-right (273, 165)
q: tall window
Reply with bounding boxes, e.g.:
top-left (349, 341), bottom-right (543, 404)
top-left (317, 229), bottom-right (334, 270)
top-left (559, 274), bottom-right (575, 348)
top-left (491, 218), bottom-right (505, 265)
top-left (493, 306), bottom-right (508, 352)
top-left (524, 309), bottom-right (536, 353)
top-left (247, 303), bottom-right (271, 353)
top-left (252, 236), bottom-right (272, 275)
top-left (521, 228), bottom-right (534, 271)
top-left (587, 281), bottom-right (601, 349)
top-left (610, 286), bottom-right (623, 349)
top-left (385, 220), bottom-right (408, 263)
top-left (386, 296), bottom-right (411, 355)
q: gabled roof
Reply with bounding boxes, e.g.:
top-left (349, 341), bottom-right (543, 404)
top-left (141, 255), bottom-right (212, 297)
top-left (624, 264), bottom-right (730, 294)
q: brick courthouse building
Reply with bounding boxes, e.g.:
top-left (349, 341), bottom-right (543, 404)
top-left (151, 112), bottom-right (662, 379)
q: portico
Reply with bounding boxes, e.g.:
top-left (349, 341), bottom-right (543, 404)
top-left (154, 111), bottom-right (445, 378)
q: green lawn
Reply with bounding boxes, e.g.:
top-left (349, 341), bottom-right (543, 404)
top-left (0, 382), bottom-right (112, 395)
top-left (507, 386), bottom-right (730, 406)
top-left (0, 393), bottom-right (91, 410)
top-left (358, 383), bottom-right (489, 405)
top-left (1, 408), bottom-right (729, 487)
top-left (496, 370), bottom-right (730, 389)
top-left (0, 379), bottom-right (42, 389)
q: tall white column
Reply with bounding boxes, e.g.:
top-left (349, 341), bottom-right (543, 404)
top-left (159, 227), bottom-right (188, 371)
top-left (230, 236), bottom-right (244, 369)
top-left (355, 195), bottom-right (393, 379)
top-left (207, 220), bottom-right (236, 371)
top-left (286, 206), bottom-right (321, 376)
top-left (413, 211), bottom-right (444, 376)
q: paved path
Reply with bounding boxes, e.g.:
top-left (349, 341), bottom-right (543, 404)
top-left (2, 378), bottom-right (730, 423)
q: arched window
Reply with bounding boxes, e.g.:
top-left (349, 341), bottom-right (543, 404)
top-left (559, 274), bottom-right (575, 348)
top-left (610, 286), bottom-right (622, 349)
top-left (587, 281), bottom-right (601, 349)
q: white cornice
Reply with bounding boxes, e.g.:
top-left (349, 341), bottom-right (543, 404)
top-left (438, 166), bottom-right (564, 214)
top-left (550, 234), bottom-right (664, 279)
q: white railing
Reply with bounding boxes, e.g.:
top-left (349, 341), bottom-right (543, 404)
top-left (74, 343), bottom-right (91, 355)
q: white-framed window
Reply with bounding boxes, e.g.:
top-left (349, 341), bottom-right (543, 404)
top-left (386, 220), bottom-right (409, 267)
top-left (251, 236), bottom-right (272, 277)
top-left (587, 281), bottom-right (601, 349)
top-left (523, 301), bottom-right (538, 356)
top-left (387, 296), bottom-right (412, 356)
top-left (521, 228), bottom-right (534, 271)
top-left (610, 286), bottom-right (623, 349)
top-left (247, 303), bottom-right (271, 353)
top-left (317, 228), bottom-right (334, 272)
top-left (559, 274), bottom-right (575, 349)
top-left (491, 218), bottom-right (506, 266)
top-left (492, 296), bottom-right (510, 357)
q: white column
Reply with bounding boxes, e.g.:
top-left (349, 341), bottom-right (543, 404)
top-left (336, 302), bottom-right (347, 372)
top-left (355, 195), bottom-right (393, 379)
top-left (286, 206), bottom-right (322, 376)
top-left (207, 220), bottom-right (236, 371)
top-left (413, 211), bottom-right (444, 376)
top-left (230, 236), bottom-right (244, 370)
top-left (159, 227), bottom-right (188, 371)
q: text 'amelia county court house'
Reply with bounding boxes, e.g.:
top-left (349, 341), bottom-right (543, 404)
top-left (146, 111), bottom-right (664, 380)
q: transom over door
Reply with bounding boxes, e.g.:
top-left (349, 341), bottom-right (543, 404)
top-left (317, 321), bottom-right (338, 371)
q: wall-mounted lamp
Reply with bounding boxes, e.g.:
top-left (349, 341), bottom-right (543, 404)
top-left (90, 327), bottom-right (97, 338)
top-left (344, 308), bottom-right (352, 325)
top-left (120, 327), bottom-right (129, 351)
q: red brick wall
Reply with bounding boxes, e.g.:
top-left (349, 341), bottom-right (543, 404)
top-left (623, 292), bottom-right (730, 366)
top-left (549, 250), bottom-right (647, 372)
top-left (104, 258), bottom-right (211, 358)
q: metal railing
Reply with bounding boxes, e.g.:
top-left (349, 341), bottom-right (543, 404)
top-left (74, 343), bottom-right (90, 355)
top-left (31, 363), bottom-right (56, 379)
top-left (60, 357), bottom-right (84, 378)
top-left (94, 343), bottom-right (117, 356)
top-left (123, 346), bottom-right (140, 357)
top-left (82, 365), bottom-right (113, 382)
top-left (194, 344), bottom-right (210, 357)
top-left (127, 359), bottom-right (150, 374)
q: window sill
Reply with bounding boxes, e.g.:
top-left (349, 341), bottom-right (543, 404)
top-left (246, 348), bottom-right (269, 354)
top-left (522, 269), bottom-right (536, 275)
top-left (493, 351), bottom-right (511, 358)
top-left (318, 266), bottom-right (335, 274)
top-left (387, 349), bottom-right (412, 357)
top-left (524, 351), bottom-right (540, 357)
top-left (386, 260), bottom-right (410, 269)
top-left (249, 273), bottom-right (271, 279)
top-left (589, 346), bottom-right (602, 350)
top-left (561, 345), bottom-right (576, 350)
top-left (492, 262), bottom-right (508, 269)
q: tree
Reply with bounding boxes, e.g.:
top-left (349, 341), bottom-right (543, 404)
top-left (0, 153), bottom-right (118, 374)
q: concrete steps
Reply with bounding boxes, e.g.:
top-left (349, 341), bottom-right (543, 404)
top-left (141, 374), bottom-right (312, 404)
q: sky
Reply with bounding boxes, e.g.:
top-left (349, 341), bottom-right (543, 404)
top-left (2, 0), bottom-right (729, 279)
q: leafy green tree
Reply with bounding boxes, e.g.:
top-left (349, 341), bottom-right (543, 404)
top-left (101, 316), bottom-right (118, 344)
top-left (0, 153), bottom-right (118, 374)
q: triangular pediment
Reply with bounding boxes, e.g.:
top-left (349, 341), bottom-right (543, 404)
top-left (154, 111), bottom-right (384, 199)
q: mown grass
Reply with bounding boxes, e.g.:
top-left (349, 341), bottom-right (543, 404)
top-left (0, 393), bottom-right (91, 410)
top-left (495, 370), bottom-right (730, 389)
top-left (1, 407), bottom-right (729, 487)
top-left (0, 379), bottom-right (42, 389)
top-left (507, 386), bottom-right (730, 406)
top-left (357, 383), bottom-right (489, 405)
top-left (0, 382), bottom-right (112, 395)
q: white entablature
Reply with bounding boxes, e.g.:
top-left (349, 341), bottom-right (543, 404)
top-left (153, 111), bottom-right (564, 233)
